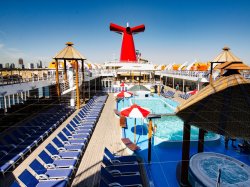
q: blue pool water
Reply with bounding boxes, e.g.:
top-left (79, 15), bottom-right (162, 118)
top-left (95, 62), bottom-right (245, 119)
top-left (189, 152), bottom-right (250, 186)
top-left (130, 98), bottom-right (174, 114)
top-left (151, 116), bottom-right (218, 141)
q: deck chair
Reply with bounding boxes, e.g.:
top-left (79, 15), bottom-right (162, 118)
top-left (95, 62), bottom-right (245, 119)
top-left (18, 169), bottom-right (68, 187)
top-left (100, 166), bottom-right (143, 186)
top-left (104, 148), bottom-right (138, 163)
top-left (45, 143), bottom-right (80, 160)
top-left (29, 159), bottom-right (73, 180)
top-left (38, 150), bottom-right (77, 169)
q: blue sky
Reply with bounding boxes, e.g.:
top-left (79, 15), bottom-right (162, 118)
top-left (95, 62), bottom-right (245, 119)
top-left (0, 0), bottom-right (250, 66)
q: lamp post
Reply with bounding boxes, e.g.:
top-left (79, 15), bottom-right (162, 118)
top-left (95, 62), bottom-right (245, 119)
top-left (147, 114), bottom-right (161, 163)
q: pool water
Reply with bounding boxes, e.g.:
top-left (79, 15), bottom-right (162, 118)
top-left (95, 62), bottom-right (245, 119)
top-left (152, 116), bottom-right (218, 141)
top-left (130, 98), bottom-right (174, 114)
top-left (200, 157), bottom-right (249, 184)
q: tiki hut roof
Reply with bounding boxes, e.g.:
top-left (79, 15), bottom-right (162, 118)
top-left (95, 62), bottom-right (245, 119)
top-left (176, 74), bottom-right (250, 139)
top-left (212, 46), bottom-right (242, 63)
top-left (54, 42), bottom-right (86, 60)
top-left (214, 61), bottom-right (250, 70)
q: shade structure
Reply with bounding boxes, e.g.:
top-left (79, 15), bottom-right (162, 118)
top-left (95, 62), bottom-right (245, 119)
top-left (121, 104), bottom-right (150, 118)
top-left (53, 42), bottom-right (86, 110)
top-left (212, 46), bottom-right (242, 63)
top-left (121, 104), bottom-right (150, 144)
top-left (114, 91), bottom-right (133, 98)
top-left (176, 74), bottom-right (250, 139)
top-left (214, 61), bottom-right (250, 71)
top-left (54, 42), bottom-right (86, 60)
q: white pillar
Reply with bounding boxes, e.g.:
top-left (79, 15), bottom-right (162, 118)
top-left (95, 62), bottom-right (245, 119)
top-left (173, 77), bottom-right (175, 89)
top-left (183, 79), bottom-right (185, 92)
top-left (89, 80), bottom-right (91, 99)
top-left (95, 78), bottom-right (96, 93)
top-left (8, 95), bottom-right (11, 108)
top-left (24, 91), bottom-right (27, 101)
top-left (4, 95), bottom-right (7, 112)
top-left (21, 92), bottom-right (23, 102)
top-left (165, 76), bottom-right (167, 86)
top-left (13, 94), bottom-right (15, 105)
top-left (17, 93), bottom-right (19, 104)
top-left (27, 90), bottom-right (30, 97)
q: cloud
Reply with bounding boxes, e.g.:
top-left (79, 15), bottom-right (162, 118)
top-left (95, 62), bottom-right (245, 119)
top-left (0, 43), bottom-right (4, 48)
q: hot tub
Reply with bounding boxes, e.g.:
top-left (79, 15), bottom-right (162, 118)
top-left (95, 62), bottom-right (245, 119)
top-left (189, 152), bottom-right (250, 187)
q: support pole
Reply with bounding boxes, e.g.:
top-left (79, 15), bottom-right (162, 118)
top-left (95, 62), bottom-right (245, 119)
top-left (180, 123), bottom-right (191, 186)
top-left (173, 77), bottom-right (175, 89)
top-left (55, 59), bottom-right (61, 100)
top-left (75, 60), bottom-right (80, 109)
top-left (81, 60), bottom-right (85, 104)
top-left (183, 79), bottom-right (185, 92)
top-left (209, 62), bottom-right (213, 84)
top-left (148, 118), bottom-right (152, 163)
top-left (88, 79), bottom-right (90, 99)
top-left (134, 118), bottom-right (136, 144)
top-left (8, 95), bottom-right (11, 108)
top-left (95, 77), bottom-right (96, 93)
top-left (198, 128), bottom-right (205, 153)
top-left (63, 59), bottom-right (67, 81)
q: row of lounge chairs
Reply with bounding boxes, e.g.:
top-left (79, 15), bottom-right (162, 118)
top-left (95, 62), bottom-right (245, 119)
top-left (162, 90), bottom-right (175, 98)
top-left (10, 95), bottom-right (108, 187)
top-left (99, 147), bottom-right (143, 187)
top-left (179, 93), bottom-right (192, 100)
top-left (0, 105), bottom-right (74, 175)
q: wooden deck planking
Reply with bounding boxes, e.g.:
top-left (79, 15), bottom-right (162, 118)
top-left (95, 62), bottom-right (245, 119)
top-left (72, 94), bottom-right (128, 187)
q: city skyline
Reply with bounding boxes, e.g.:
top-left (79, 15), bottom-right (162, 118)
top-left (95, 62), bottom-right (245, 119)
top-left (0, 0), bottom-right (250, 66)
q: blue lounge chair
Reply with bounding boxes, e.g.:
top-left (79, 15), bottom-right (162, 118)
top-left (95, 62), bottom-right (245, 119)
top-left (66, 124), bottom-right (92, 135)
top-left (69, 121), bottom-right (94, 131)
top-left (52, 137), bottom-right (84, 152)
top-left (45, 144), bottom-right (80, 159)
top-left (29, 159), bottom-right (73, 180)
top-left (18, 169), bottom-right (68, 187)
top-left (57, 132), bottom-right (87, 145)
top-left (62, 128), bottom-right (90, 140)
top-left (38, 150), bottom-right (77, 169)
top-left (100, 166), bottom-right (143, 186)
top-left (104, 148), bottom-right (138, 162)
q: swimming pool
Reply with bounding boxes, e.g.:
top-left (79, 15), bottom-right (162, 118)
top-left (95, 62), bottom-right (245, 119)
top-left (150, 116), bottom-right (219, 142)
top-left (130, 98), bottom-right (174, 114)
top-left (189, 152), bottom-right (250, 186)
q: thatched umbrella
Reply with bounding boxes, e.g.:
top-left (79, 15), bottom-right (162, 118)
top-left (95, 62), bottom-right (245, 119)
top-left (53, 42), bottom-right (86, 108)
top-left (176, 74), bottom-right (250, 138)
top-left (209, 46), bottom-right (244, 82)
top-left (176, 47), bottom-right (250, 186)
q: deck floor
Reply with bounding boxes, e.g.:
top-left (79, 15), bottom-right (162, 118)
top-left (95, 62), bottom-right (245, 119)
top-left (71, 93), bottom-right (128, 187)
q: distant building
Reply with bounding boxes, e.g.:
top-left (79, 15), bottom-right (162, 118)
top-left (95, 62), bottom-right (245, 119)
top-left (0, 64), bottom-right (3, 69)
top-left (36, 63), bottom-right (40, 68)
top-left (39, 60), bottom-right (42, 68)
top-left (10, 63), bottom-right (15, 69)
top-left (5, 63), bottom-right (10, 68)
top-left (28, 63), bottom-right (34, 69)
top-left (18, 58), bottom-right (24, 68)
